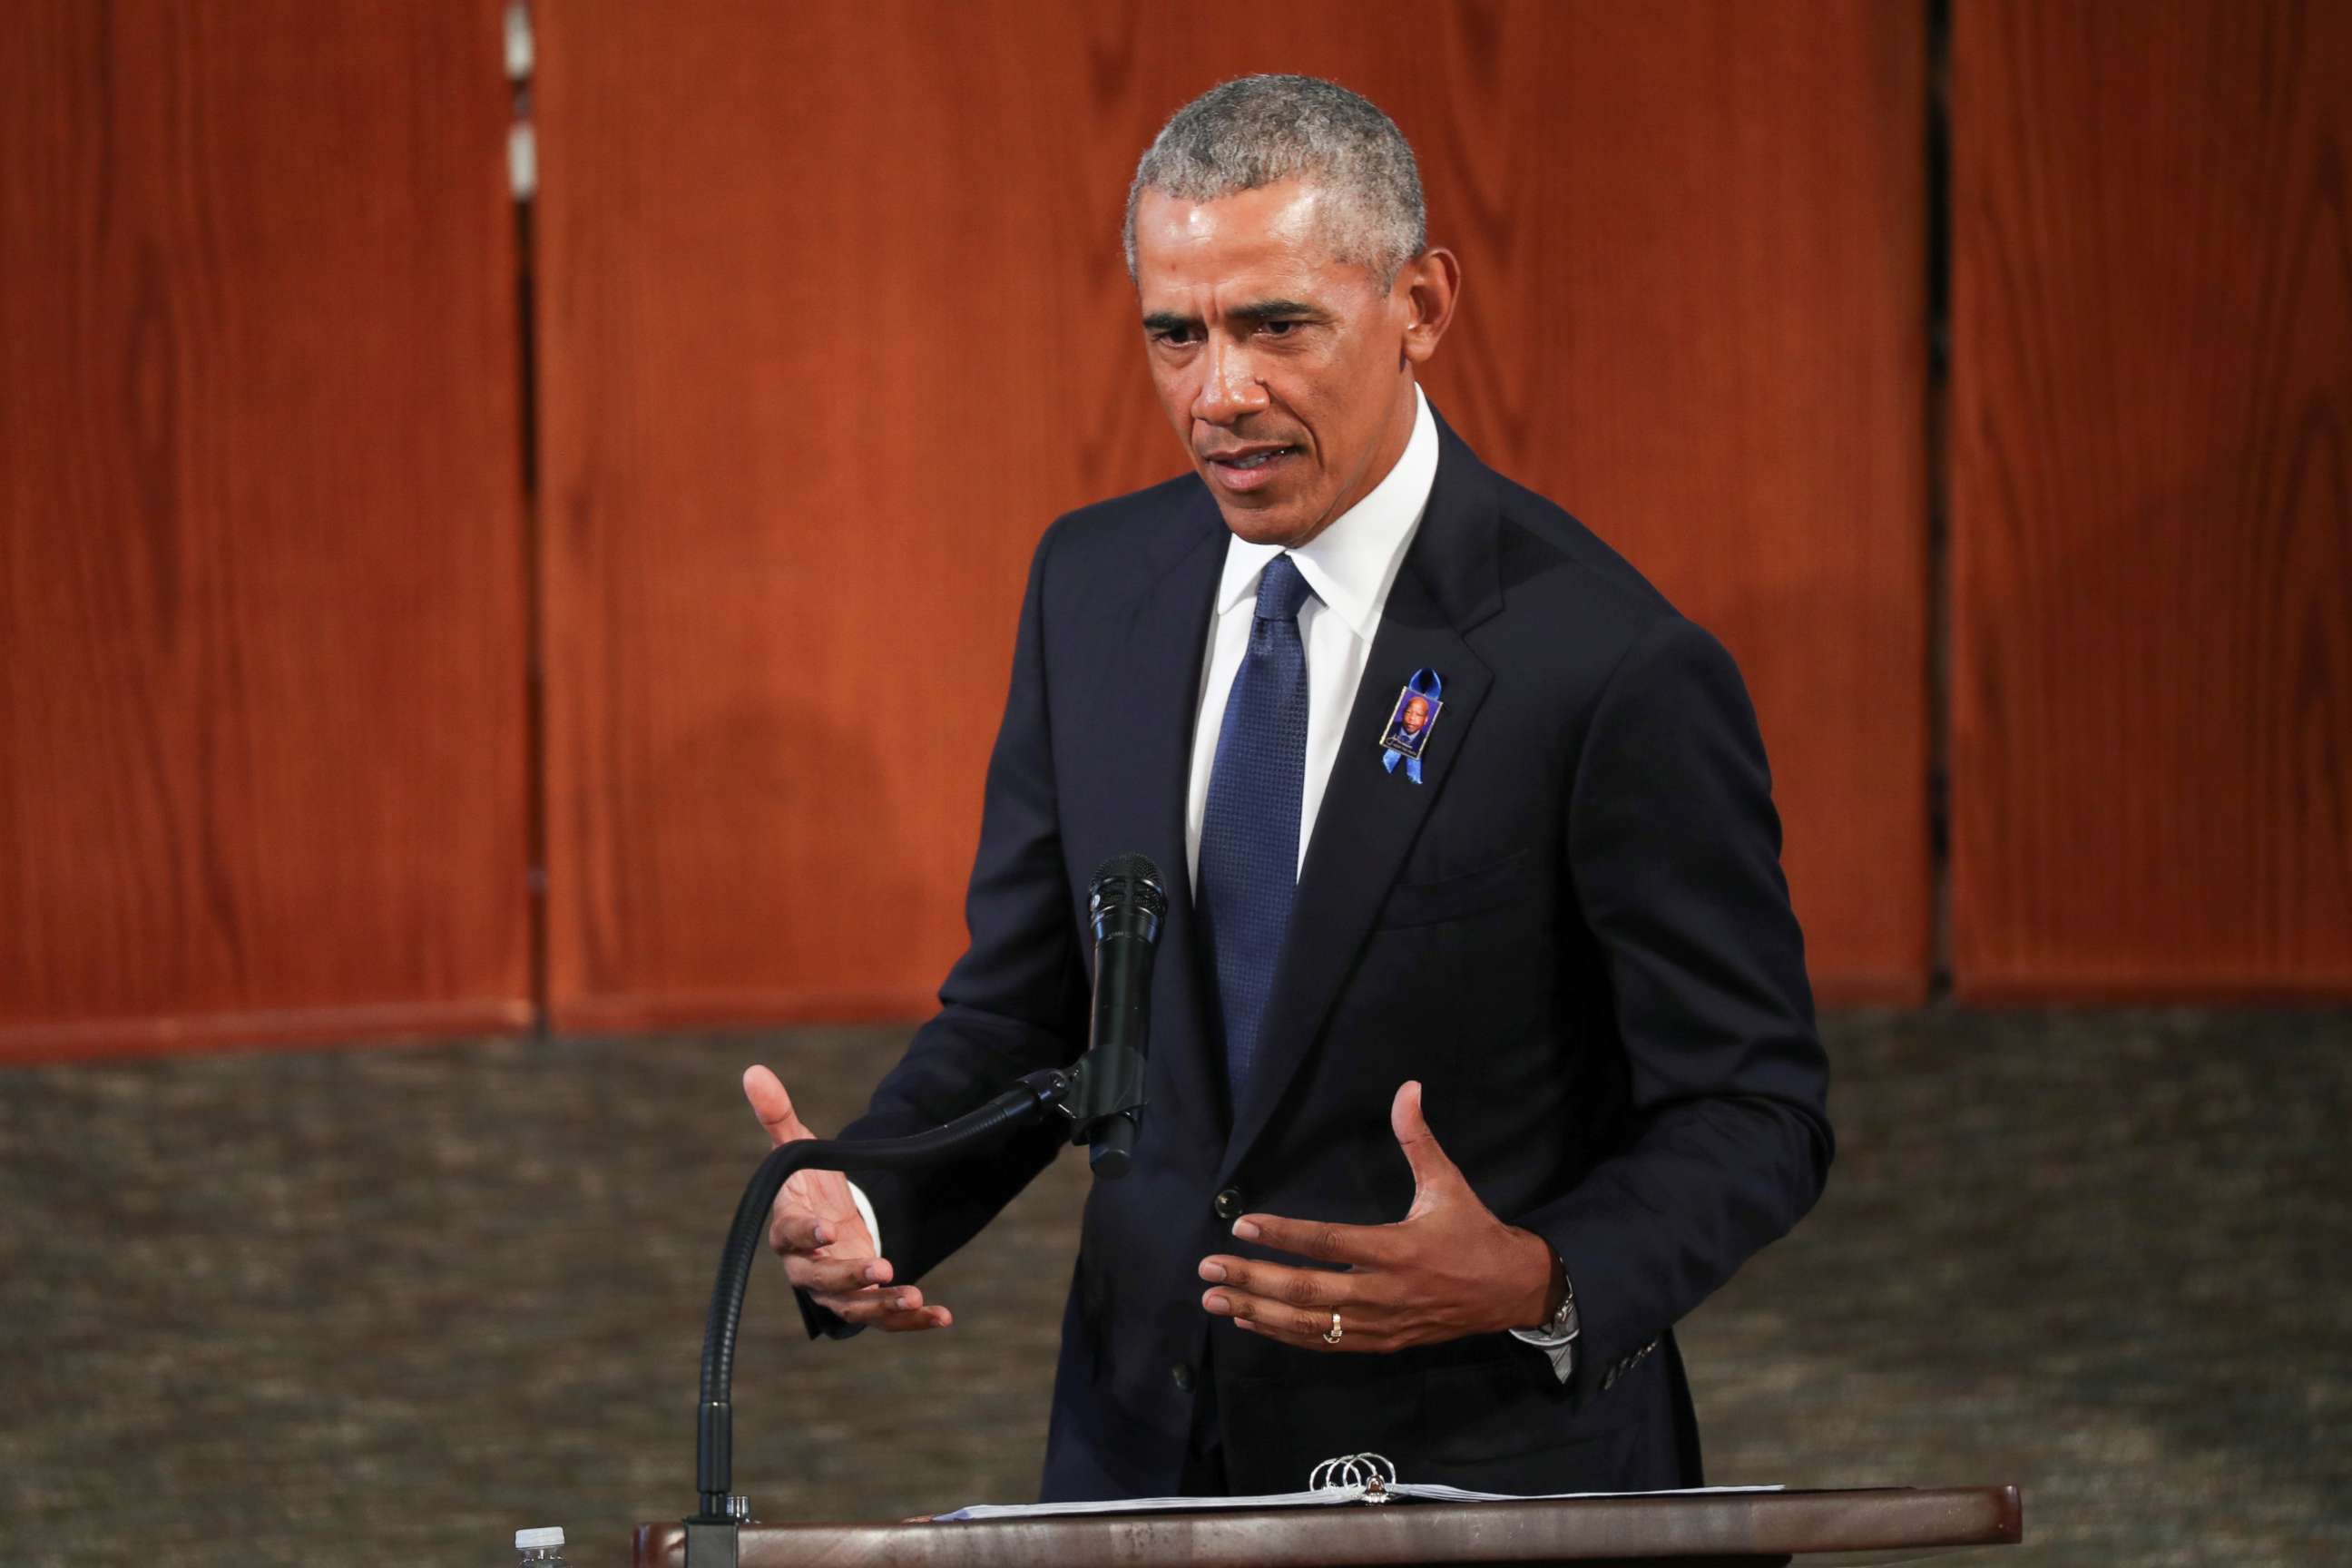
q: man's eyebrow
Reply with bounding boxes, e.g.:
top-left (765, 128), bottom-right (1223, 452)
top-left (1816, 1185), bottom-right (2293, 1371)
top-left (1140, 299), bottom-right (1324, 334)
top-left (1227, 299), bottom-right (1320, 323)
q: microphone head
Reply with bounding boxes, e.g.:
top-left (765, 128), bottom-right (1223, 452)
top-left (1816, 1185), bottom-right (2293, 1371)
top-left (1089, 853), bottom-right (1166, 943)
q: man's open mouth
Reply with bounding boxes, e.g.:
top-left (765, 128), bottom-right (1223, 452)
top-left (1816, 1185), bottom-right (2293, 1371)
top-left (1215, 447), bottom-right (1290, 470)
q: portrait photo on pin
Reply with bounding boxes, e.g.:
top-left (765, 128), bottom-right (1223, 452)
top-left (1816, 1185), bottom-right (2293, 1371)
top-left (1380, 686), bottom-right (1443, 759)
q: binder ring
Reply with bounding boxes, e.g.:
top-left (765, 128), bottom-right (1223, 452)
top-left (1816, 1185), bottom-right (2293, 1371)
top-left (1309, 1452), bottom-right (1398, 1493)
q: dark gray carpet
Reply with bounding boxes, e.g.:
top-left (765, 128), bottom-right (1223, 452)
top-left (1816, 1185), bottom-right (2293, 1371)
top-left (1, 1010), bottom-right (2346, 1566)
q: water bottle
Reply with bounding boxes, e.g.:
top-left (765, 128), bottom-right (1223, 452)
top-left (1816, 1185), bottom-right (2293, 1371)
top-left (514, 1526), bottom-right (567, 1567)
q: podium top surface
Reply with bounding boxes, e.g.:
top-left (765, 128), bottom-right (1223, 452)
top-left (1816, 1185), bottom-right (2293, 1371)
top-left (634, 1485), bottom-right (2023, 1566)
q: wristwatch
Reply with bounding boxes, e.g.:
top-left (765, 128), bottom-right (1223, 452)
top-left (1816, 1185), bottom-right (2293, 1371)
top-left (1512, 1252), bottom-right (1580, 1347)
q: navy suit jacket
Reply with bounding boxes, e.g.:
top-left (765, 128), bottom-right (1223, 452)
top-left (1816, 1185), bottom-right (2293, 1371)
top-left (822, 408), bottom-right (1832, 1502)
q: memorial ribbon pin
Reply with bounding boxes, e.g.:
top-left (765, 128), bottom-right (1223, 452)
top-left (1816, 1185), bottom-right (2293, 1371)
top-left (1377, 668), bottom-right (1445, 784)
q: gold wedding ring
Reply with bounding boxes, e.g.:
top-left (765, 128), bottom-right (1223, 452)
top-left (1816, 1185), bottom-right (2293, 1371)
top-left (1323, 1309), bottom-right (1343, 1345)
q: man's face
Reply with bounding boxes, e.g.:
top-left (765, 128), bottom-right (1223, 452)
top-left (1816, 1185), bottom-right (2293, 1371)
top-left (1402, 695), bottom-right (1430, 733)
top-left (1132, 179), bottom-right (1452, 547)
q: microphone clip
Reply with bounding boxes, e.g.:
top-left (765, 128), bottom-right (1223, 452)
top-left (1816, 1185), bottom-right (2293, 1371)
top-left (1059, 1040), bottom-right (1148, 1145)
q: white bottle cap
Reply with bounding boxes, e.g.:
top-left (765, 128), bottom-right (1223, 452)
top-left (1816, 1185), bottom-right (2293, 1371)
top-left (514, 1527), bottom-right (565, 1550)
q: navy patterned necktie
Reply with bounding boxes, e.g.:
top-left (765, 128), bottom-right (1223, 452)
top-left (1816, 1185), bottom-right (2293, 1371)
top-left (1198, 553), bottom-right (1317, 1105)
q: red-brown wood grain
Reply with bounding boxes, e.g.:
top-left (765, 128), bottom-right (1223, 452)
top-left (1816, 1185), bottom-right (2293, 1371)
top-left (532, 0), bottom-right (1931, 1027)
top-left (1948, 0), bottom-right (2352, 996)
top-left (1406, 3), bottom-right (1931, 998)
top-left (0, 0), bottom-right (534, 1058)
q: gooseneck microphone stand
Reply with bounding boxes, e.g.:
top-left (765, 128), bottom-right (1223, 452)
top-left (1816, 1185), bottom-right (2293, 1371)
top-left (683, 855), bottom-right (1166, 1568)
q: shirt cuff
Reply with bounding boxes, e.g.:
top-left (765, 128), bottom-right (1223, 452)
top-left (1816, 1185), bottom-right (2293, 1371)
top-left (1509, 1320), bottom-right (1577, 1382)
top-left (846, 1180), bottom-right (881, 1256)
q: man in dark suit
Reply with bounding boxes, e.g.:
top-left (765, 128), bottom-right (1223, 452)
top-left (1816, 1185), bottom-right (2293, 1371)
top-left (742, 74), bottom-right (1830, 1503)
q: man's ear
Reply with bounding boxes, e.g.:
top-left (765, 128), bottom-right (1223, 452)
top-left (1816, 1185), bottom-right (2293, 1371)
top-left (1399, 247), bottom-right (1462, 366)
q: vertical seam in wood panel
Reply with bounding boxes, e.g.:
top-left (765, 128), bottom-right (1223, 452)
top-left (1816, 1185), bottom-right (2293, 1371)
top-left (1926, 0), bottom-right (1955, 1000)
top-left (508, 3), bottom-right (552, 1035)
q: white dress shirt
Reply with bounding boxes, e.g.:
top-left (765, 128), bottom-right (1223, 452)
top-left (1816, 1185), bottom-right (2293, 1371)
top-left (1183, 384), bottom-right (1439, 887)
top-left (848, 384), bottom-right (1573, 1377)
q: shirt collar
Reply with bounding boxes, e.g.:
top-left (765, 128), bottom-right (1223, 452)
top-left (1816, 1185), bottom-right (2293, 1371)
top-left (1213, 384), bottom-right (1439, 639)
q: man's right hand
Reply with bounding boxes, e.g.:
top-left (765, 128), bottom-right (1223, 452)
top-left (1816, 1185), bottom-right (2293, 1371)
top-left (741, 1064), bottom-right (953, 1332)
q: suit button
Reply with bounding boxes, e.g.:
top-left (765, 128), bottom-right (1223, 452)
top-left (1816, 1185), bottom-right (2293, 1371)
top-left (1213, 1187), bottom-right (1245, 1222)
top-left (1171, 1363), bottom-right (1194, 1393)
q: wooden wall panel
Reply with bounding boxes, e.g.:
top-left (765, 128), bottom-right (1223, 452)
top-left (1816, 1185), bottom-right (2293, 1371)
top-left (0, 1), bottom-right (533, 1058)
top-left (1407, 4), bottom-right (1930, 997)
top-left (534, 0), bottom-right (1927, 1026)
top-left (1949, 0), bottom-right (2352, 996)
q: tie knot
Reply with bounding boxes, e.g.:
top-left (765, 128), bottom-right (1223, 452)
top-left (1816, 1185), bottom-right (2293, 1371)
top-left (1254, 554), bottom-right (1315, 623)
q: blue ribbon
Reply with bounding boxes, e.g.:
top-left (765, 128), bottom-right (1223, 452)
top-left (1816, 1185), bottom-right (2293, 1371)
top-left (1380, 668), bottom-right (1444, 784)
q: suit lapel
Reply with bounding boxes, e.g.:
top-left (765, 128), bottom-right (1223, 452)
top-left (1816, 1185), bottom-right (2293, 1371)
top-left (1218, 427), bottom-right (1504, 1183)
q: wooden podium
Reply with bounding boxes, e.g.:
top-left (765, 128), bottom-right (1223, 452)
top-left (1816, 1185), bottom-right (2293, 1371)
top-left (633, 1485), bottom-right (2022, 1566)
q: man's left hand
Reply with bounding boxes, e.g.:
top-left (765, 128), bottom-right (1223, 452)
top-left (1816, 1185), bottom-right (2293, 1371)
top-left (1198, 1080), bottom-right (1561, 1352)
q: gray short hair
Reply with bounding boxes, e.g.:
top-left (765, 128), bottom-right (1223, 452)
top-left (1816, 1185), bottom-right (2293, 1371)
top-left (1123, 75), bottom-right (1426, 285)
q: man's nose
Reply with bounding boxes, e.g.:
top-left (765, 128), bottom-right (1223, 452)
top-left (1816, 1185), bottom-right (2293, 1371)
top-left (1191, 339), bottom-right (1270, 424)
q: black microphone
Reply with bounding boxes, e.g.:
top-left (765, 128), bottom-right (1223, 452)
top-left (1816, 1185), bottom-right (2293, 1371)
top-left (1069, 853), bottom-right (1166, 1179)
